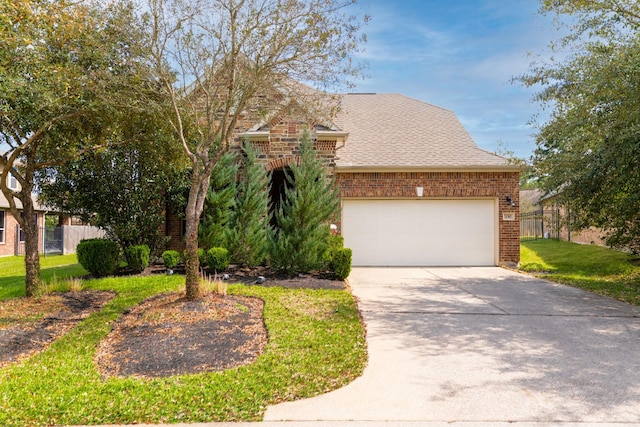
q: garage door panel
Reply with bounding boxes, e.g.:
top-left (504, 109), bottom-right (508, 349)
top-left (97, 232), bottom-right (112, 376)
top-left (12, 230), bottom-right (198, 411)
top-left (342, 199), bottom-right (495, 266)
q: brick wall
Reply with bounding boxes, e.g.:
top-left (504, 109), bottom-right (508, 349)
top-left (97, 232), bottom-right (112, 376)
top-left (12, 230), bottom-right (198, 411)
top-left (232, 120), bottom-right (339, 171)
top-left (0, 209), bottom-right (18, 257)
top-left (0, 210), bottom-right (44, 257)
top-left (336, 170), bottom-right (521, 266)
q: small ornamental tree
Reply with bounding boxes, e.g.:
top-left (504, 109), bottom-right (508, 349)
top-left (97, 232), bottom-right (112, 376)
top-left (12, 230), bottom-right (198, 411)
top-left (227, 142), bottom-right (271, 267)
top-left (144, 0), bottom-right (367, 300)
top-left (269, 131), bottom-right (340, 274)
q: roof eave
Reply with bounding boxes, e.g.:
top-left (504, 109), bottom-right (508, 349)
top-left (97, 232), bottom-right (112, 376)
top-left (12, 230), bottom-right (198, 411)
top-left (335, 164), bottom-right (524, 173)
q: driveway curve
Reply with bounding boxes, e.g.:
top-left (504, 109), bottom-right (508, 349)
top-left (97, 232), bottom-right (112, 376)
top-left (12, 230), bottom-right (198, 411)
top-left (265, 267), bottom-right (640, 424)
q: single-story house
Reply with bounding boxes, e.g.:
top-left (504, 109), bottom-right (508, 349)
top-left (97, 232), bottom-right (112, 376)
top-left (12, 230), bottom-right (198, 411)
top-left (166, 92), bottom-right (521, 267)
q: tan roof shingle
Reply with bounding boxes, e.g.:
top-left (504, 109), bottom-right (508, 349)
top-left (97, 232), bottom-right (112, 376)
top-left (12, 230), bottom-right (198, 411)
top-left (334, 93), bottom-right (515, 170)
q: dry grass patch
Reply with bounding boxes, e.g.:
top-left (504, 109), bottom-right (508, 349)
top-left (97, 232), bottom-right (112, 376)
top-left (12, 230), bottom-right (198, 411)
top-left (0, 295), bottom-right (68, 328)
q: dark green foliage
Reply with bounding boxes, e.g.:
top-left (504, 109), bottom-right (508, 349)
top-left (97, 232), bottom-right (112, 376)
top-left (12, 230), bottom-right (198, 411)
top-left (205, 247), bottom-right (230, 273)
top-left (323, 234), bottom-right (345, 265)
top-left (330, 248), bottom-right (352, 280)
top-left (38, 115), bottom-right (186, 255)
top-left (76, 239), bottom-right (120, 277)
top-left (124, 245), bottom-right (150, 274)
top-left (269, 131), bottom-right (340, 274)
top-left (227, 142), bottom-right (271, 267)
top-left (199, 152), bottom-right (238, 251)
top-left (519, 2), bottom-right (640, 253)
top-left (162, 250), bottom-right (180, 270)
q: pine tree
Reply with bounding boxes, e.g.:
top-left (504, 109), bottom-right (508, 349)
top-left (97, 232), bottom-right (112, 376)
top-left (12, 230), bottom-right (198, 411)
top-left (269, 131), bottom-right (340, 274)
top-left (227, 142), bottom-right (271, 267)
top-left (199, 152), bottom-right (238, 250)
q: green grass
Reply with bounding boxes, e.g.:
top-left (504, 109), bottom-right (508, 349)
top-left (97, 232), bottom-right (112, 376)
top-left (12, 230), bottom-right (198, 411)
top-left (521, 240), bottom-right (640, 305)
top-left (0, 254), bottom-right (88, 300)
top-left (0, 257), bottom-right (367, 426)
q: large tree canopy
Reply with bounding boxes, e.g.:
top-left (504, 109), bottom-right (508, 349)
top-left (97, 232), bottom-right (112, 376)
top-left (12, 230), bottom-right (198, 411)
top-left (37, 107), bottom-right (186, 253)
top-left (519, 0), bottom-right (640, 251)
top-left (144, 0), bottom-right (367, 299)
top-left (0, 0), bottom-right (156, 295)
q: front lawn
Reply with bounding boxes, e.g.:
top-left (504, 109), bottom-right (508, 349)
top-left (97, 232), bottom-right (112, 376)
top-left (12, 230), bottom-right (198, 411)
top-left (520, 240), bottom-right (640, 305)
top-left (0, 254), bottom-right (88, 300)
top-left (0, 256), bottom-right (367, 426)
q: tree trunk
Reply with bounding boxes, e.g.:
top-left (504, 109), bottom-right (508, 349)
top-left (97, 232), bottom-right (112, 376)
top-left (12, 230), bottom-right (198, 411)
top-left (21, 190), bottom-right (41, 297)
top-left (184, 171), bottom-right (211, 301)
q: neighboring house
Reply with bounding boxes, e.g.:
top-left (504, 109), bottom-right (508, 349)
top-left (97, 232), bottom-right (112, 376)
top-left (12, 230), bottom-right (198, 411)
top-left (166, 92), bottom-right (521, 267)
top-left (0, 172), bottom-right (46, 257)
top-left (540, 193), bottom-right (606, 246)
top-left (0, 168), bottom-right (105, 257)
top-left (519, 189), bottom-right (606, 246)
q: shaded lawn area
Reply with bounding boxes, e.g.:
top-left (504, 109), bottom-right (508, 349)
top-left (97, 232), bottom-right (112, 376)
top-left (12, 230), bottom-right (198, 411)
top-left (0, 257), bottom-right (367, 426)
top-left (0, 254), bottom-right (88, 300)
top-left (521, 239), bottom-right (640, 305)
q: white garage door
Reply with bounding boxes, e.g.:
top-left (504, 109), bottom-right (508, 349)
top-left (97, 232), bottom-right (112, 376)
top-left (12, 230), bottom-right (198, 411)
top-left (342, 199), bottom-right (496, 266)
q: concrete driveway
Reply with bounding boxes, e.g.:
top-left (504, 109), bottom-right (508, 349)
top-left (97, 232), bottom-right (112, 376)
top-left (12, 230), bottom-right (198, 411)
top-left (264, 267), bottom-right (640, 424)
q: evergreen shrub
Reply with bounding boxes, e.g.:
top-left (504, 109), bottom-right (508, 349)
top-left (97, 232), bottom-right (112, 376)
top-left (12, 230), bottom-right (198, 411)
top-left (76, 238), bottom-right (120, 277)
top-left (125, 245), bottom-right (150, 273)
top-left (206, 247), bottom-right (230, 272)
top-left (162, 250), bottom-right (180, 269)
top-left (330, 247), bottom-right (352, 280)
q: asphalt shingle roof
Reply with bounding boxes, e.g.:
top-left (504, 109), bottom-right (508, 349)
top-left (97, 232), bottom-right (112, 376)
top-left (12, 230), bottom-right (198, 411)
top-left (334, 93), bottom-right (514, 170)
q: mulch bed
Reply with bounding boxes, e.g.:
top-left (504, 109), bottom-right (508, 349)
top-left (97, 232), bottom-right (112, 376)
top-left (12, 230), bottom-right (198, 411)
top-left (95, 292), bottom-right (267, 379)
top-left (223, 265), bottom-right (347, 290)
top-left (0, 291), bottom-right (115, 368)
top-left (1, 268), bottom-right (345, 378)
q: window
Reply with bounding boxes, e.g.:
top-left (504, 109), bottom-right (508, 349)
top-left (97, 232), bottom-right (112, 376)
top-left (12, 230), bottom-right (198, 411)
top-left (0, 210), bottom-right (4, 243)
top-left (8, 173), bottom-right (18, 190)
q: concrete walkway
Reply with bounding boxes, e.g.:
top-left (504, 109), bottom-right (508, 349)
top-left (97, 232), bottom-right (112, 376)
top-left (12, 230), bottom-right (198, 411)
top-left (77, 267), bottom-right (640, 426)
top-left (264, 267), bottom-right (640, 424)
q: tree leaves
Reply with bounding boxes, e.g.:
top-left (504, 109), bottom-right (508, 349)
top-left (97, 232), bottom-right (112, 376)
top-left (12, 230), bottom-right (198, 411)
top-left (520, 0), bottom-right (640, 251)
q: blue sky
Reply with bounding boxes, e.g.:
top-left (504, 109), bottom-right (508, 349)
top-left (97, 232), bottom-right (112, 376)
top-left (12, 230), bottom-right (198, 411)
top-left (350, 0), bottom-right (561, 159)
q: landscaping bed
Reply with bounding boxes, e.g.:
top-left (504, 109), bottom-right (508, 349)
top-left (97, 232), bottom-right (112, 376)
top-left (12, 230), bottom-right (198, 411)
top-left (0, 290), bottom-right (115, 368)
top-left (0, 261), bottom-right (366, 427)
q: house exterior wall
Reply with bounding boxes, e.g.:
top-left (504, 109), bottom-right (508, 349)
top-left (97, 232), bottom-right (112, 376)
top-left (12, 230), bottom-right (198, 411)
top-left (336, 170), bottom-right (521, 266)
top-left (0, 209), bottom-right (19, 257)
top-left (0, 209), bottom-right (44, 257)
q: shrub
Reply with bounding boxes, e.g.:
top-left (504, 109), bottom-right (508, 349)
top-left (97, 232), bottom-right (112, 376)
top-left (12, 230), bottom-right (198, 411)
top-left (162, 250), bottom-right (180, 270)
top-left (323, 234), bottom-right (345, 267)
top-left (269, 132), bottom-right (339, 274)
top-left (330, 247), bottom-right (352, 280)
top-left (206, 247), bottom-right (230, 273)
top-left (227, 142), bottom-right (270, 267)
top-left (76, 238), bottom-right (120, 277)
top-left (124, 245), bottom-right (150, 273)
